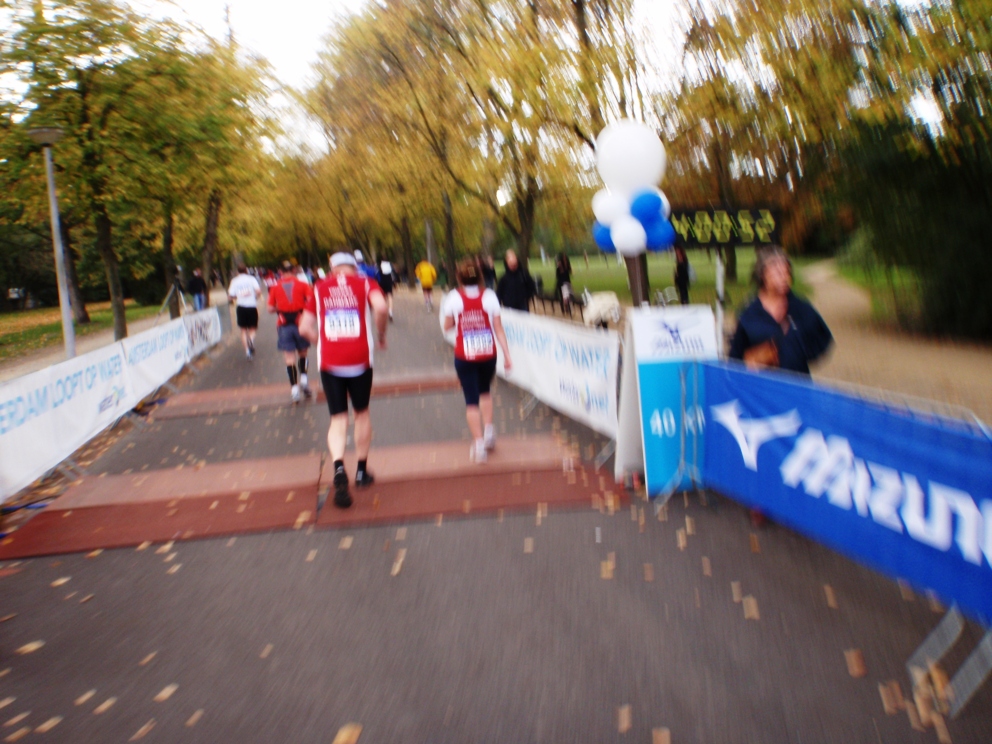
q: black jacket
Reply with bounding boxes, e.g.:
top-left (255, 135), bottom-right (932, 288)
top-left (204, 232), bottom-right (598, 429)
top-left (729, 291), bottom-right (833, 374)
top-left (496, 262), bottom-right (536, 312)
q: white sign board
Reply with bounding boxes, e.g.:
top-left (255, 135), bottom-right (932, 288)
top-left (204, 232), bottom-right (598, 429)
top-left (0, 343), bottom-right (133, 499)
top-left (0, 308), bottom-right (225, 502)
top-left (497, 309), bottom-right (620, 438)
top-left (121, 319), bottom-right (189, 402)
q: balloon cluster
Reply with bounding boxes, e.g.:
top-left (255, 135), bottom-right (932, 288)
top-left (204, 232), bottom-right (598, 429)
top-left (591, 120), bottom-right (676, 256)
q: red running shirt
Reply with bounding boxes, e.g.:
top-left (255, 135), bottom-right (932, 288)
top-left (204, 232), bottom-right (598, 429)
top-left (307, 273), bottom-right (381, 371)
top-left (267, 276), bottom-right (313, 326)
top-left (454, 289), bottom-right (496, 362)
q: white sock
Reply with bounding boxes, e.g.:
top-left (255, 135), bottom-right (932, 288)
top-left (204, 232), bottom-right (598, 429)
top-left (484, 424), bottom-right (494, 439)
top-left (300, 373), bottom-right (308, 388)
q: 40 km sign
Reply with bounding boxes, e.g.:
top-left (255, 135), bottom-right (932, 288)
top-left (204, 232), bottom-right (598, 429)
top-left (670, 208), bottom-right (779, 248)
top-left (613, 306), bottom-right (719, 498)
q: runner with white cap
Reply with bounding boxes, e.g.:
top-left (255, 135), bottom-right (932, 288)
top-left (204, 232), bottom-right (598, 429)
top-left (301, 251), bottom-right (388, 508)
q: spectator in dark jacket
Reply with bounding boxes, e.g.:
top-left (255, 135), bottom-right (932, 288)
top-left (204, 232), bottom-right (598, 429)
top-left (496, 249), bottom-right (536, 312)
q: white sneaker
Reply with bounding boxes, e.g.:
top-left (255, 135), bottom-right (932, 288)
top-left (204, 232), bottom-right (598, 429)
top-left (299, 373), bottom-right (309, 389)
top-left (470, 440), bottom-right (487, 463)
top-left (291, 384), bottom-right (301, 403)
top-left (483, 425), bottom-right (496, 451)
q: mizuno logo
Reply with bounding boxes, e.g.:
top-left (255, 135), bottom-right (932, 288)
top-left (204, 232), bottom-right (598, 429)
top-left (711, 400), bottom-right (802, 470)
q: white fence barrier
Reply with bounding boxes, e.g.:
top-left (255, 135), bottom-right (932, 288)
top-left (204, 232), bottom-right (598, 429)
top-left (497, 308), bottom-right (620, 438)
top-left (0, 308), bottom-right (224, 502)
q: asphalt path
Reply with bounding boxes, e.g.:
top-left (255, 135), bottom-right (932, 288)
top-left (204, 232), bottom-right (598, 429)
top-left (0, 287), bottom-right (989, 743)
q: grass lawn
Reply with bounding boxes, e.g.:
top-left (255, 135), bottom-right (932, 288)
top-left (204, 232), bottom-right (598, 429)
top-left (0, 301), bottom-right (162, 363)
top-left (525, 248), bottom-right (814, 312)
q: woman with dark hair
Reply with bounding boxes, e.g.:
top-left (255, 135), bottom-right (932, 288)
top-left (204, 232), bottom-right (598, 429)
top-left (441, 258), bottom-right (513, 463)
top-left (729, 246), bottom-right (833, 374)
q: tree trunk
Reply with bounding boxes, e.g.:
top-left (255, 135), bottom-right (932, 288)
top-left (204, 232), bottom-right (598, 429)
top-left (441, 191), bottom-right (457, 282)
top-left (424, 217), bottom-right (436, 265)
top-left (201, 188), bottom-right (222, 305)
top-left (481, 217), bottom-right (496, 257)
top-left (162, 204), bottom-right (180, 319)
top-left (400, 215), bottom-right (415, 288)
top-left (572, 0), bottom-right (605, 140)
top-left (61, 221), bottom-right (90, 324)
top-left (514, 174), bottom-right (538, 269)
top-left (712, 139), bottom-right (737, 282)
top-left (95, 204), bottom-right (127, 340)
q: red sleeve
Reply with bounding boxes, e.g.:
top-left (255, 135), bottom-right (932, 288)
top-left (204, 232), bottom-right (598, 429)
top-left (267, 285), bottom-right (278, 310)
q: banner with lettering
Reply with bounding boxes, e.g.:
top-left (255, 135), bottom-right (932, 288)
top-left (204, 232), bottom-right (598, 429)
top-left (0, 308), bottom-right (225, 502)
top-left (702, 362), bottom-right (992, 622)
top-left (121, 319), bottom-right (190, 402)
top-left (497, 309), bottom-right (620, 438)
top-left (184, 308), bottom-right (224, 359)
top-left (0, 343), bottom-right (133, 499)
top-left (670, 208), bottom-right (780, 248)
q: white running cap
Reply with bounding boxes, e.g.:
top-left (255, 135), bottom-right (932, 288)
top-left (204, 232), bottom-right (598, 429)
top-left (331, 252), bottom-right (357, 268)
top-left (381, 261), bottom-right (392, 274)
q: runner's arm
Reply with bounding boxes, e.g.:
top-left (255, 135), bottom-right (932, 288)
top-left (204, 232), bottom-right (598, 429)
top-left (493, 316), bottom-right (512, 371)
top-left (300, 310), bottom-right (319, 344)
top-left (369, 289), bottom-right (388, 348)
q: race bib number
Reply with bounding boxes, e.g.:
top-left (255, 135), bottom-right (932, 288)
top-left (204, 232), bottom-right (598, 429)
top-left (323, 309), bottom-right (360, 340)
top-left (464, 330), bottom-right (494, 358)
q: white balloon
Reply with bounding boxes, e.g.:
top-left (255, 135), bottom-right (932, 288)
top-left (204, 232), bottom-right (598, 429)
top-left (591, 189), bottom-right (629, 227)
top-left (596, 120), bottom-right (666, 196)
top-left (610, 215), bottom-right (647, 256)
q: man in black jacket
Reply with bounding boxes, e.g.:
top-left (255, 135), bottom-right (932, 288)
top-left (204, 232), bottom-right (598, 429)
top-left (495, 250), bottom-right (536, 312)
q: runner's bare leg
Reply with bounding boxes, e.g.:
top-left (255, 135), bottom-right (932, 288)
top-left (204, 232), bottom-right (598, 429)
top-left (354, 408), bottom-right (372, 459)
top-left (465, 405), bottom-right (483, 440)
top-left (479, 393), bottom-right (493, 431)
top-left (328, 413), bottom-right (349, 460)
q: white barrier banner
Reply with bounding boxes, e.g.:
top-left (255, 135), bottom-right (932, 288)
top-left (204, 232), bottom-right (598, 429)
top-left (0, 343), bottom-right (132, 500)
top-left (121, 319), bottom-right (189, 402)
top-left (497, 308), bottom-right (620, 438)
top-left (184, 308), bottom-right (223, 359)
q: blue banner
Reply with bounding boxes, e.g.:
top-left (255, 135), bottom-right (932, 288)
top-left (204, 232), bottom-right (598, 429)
top-left (702, 362), bottom-right (992, 622)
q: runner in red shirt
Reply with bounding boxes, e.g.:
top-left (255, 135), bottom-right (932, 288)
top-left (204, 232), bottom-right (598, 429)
top-left (441, 258), bottom-right (512, 463)
top-left (301, 252), bottom-right (388, 509)
top-left (267, 261), bottom-right (315, 403)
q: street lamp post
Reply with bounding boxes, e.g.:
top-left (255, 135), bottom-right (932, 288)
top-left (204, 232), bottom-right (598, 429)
top-left (28, 126), bottom-right (75, 359)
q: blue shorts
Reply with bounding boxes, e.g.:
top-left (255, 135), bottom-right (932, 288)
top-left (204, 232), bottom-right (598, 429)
top-left (454, 357), bottom-right (497, 406)
top-left (277, 324), bottom-right (310, 352)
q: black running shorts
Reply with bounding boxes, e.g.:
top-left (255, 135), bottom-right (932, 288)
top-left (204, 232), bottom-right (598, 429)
top-left (236, 306), bottom-right (259, 329)
top-left (321, 368), bottom-right (374, 416)
top-left (454, 357), bottom-right (497, 407)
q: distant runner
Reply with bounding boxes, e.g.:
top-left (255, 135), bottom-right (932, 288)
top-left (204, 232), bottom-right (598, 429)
top-left (415, 258), bottom-right (437, 312)
top-left (301, 252), bottom-right (388, 508)
top-left (228, 264), bottom-right (262, 360)
top-left (267, 261), bottom-right (314, 403)
top-left (377, 260), bottom-right (395, 321)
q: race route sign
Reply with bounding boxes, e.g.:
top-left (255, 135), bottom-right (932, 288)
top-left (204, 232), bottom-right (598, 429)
top-left (670, 208), bottom-right (779, 248)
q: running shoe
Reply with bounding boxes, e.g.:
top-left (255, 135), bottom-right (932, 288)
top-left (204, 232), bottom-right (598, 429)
top-left (333, 468), bottom-right (352, 509)
top-left (355, 471), bottom-right (375, 488)
top-left (291, 384), bottom-right (302, 404)
top-left (470, 440), bottom-right (487, 464)
top-left (484, 430), bottom-right (496, 451)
